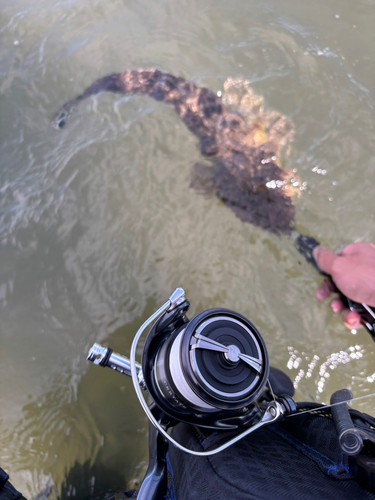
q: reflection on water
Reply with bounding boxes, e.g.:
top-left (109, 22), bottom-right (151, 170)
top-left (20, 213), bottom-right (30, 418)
top-left (287, 343), bottom-right (367, 396)
top-left (1, 0), bottom-right (375, 497)
top-left (1, 315), bottom-right (150, 498)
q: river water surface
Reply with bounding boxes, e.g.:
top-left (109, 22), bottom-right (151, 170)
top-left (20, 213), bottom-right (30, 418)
top-left (1, 0), bottom-right (375, 497)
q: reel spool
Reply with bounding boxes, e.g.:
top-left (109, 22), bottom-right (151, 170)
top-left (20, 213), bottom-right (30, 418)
top-left (150, 308), bottom-right (269, 426)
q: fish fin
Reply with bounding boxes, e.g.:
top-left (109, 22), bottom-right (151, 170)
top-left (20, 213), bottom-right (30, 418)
top-left (190, 162), bottom-right (217, 197)
top-left (200, 136), bottom-right (219, 156)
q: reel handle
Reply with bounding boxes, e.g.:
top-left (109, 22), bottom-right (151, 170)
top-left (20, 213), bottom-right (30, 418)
top-left (330, 389), bottom-right (364, 455)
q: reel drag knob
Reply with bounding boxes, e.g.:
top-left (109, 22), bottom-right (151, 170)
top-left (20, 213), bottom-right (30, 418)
top-left (154, 309), bottom-right (269, 415)
top-left (182, 310), bottom-right (269, 410)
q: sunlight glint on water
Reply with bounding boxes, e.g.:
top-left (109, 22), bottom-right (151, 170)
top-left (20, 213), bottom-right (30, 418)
top-left (1, 0), bottom-right (375, 496)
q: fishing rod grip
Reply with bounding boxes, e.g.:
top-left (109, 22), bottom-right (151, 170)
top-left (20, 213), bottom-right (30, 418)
top-left (291, 231), bottom-right (375, 340)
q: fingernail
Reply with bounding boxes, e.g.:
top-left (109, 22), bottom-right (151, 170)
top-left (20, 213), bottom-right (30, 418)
top-left (312, 246), bottom-right (321, 262)
top-left (344, 312), bottom-right (361, 329)
top-left (331, 299), bottom-right (342, 313)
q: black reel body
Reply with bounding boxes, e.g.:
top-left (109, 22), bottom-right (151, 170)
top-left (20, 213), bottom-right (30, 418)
top-left (141, 302), bottom-right (269, 429)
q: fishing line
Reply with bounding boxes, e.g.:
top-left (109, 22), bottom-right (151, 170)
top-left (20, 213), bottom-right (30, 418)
top-left (267, 377), bottom-right (277, 405)
top-left (286, 391), bottom-right (375, 418)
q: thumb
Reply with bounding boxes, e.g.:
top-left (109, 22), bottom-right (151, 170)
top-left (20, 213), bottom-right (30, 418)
top-left (312, 246), bottom-right (338, 275)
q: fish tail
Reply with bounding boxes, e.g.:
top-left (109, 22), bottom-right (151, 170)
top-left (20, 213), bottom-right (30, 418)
top-left (53, 72), bottom-right (127, 129)
top-left (53, 69), bottom-right (221, 148)
top-left (53, 69), bottom-right (181, 129)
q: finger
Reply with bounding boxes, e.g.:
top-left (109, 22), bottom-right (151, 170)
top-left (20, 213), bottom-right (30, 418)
top-left (316, 280), bottom-right (335, 300)
top-left (312, 246), bottom-right (338, 275)
top-left (341, 242), bottom-right (375, 257)
top-left (330, 298), bottom-right (345, 313)
top-left (342, 310), bottom-right (362, 330)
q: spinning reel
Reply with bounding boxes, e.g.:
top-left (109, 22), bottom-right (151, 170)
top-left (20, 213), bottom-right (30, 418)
top-left (1, 290), bottom-right (374, 500)
top-left (87, 288), bottom-right (296, 456)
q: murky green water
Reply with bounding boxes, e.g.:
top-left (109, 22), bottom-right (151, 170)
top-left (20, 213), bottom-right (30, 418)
top-left (1, 0), bottom-right (375, 497)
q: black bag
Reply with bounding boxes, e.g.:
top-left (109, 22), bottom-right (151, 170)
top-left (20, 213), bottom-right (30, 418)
top-left (166, 409), bottom-right (375, 500)
top-left (0, 469), bottom-right (26, 500)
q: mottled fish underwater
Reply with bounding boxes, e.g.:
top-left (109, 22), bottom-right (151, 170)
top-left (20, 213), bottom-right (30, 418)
top-left (54, 69), bottom-right (303, 235)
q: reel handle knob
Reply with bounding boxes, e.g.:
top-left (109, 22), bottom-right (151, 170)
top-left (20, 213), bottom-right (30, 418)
top-left (330, 389), bottom-right (363, 456)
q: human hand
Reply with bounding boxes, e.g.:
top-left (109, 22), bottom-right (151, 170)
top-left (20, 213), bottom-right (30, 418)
top-left (312, 242), bottom-right (375, 329)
